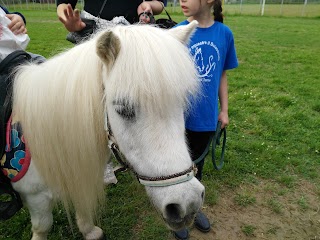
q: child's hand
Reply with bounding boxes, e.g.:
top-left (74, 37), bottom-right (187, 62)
top-left (218, 111), bottom-right (229, 129)
top-left (6, 14), bottom-right (27, 35)
top-left (137, 2), bottom-right (153, 23)
top-left (58, 4), bottom-right (85, 32)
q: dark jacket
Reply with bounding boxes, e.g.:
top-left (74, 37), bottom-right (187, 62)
top-left (56, 0), bottom-right (167, 24)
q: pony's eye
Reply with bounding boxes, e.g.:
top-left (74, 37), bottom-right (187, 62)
top-left (114, 103), bottom-right (135, 121)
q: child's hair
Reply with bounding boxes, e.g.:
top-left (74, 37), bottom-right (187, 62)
top-left (213, 0), bottom-right (223, 23)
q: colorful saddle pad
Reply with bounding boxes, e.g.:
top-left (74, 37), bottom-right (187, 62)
top-left (0, 116), bottom-right (31, 182)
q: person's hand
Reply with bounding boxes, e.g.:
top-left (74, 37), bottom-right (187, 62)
top-left (6, 14), bottom-right (27, 35)
top-left (58, 4), bottom-right (85, 32)
top-left (218, 111), bottom-right (229, 129)
top-left (137, 2), bottom-right (153, 23)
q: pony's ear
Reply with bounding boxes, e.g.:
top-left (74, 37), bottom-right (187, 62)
top-left (96, 31), bottom-right (121, 66)
top-left (168, 20), bottom-right (198, 44)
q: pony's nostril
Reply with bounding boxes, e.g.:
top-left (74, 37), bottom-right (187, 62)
top-left (165, 203), bottom-right (182, 222)
top-left (201, 191), bottom-right (205, 200)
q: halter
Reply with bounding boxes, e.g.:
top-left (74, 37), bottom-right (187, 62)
top-left (104, 113), bottom-right (196, 187)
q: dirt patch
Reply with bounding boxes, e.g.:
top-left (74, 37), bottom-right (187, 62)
top-left (172, 179), bottom-right (320, 240)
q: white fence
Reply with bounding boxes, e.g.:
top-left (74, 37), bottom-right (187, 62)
top-left (167, 0), bottom-right (320, 17)
top-left (221, 0), bottom-right (320, 17)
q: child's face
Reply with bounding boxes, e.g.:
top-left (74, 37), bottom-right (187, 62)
top-left (179, 0), bottom-right (209, 17)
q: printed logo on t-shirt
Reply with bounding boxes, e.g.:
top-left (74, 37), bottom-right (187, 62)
top-left (190, 41), bottom-right (220, 82)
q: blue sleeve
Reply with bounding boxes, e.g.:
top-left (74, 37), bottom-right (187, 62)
top-left (224, 32), bottom-right (238, 70)
top-left (1, 5), bottom-right (26, 24)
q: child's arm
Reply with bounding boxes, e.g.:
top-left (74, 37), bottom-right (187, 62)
top-left (137, 0), bottom-right (165, 23)
top-left (218, 70), bottom-right (229, 129)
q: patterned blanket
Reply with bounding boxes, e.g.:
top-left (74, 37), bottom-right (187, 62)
top-left (0, 115), bottom-right (31, 182)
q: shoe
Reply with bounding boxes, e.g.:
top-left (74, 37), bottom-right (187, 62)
top-left (194, 210), bottom-right (211, 232)
top-left (173, 228), bottom-right (189, 240)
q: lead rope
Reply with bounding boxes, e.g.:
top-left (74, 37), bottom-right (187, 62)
top-left (193, 121), bottom-right (226, 170)
top-left (97, 0), bottom-right (108, 19)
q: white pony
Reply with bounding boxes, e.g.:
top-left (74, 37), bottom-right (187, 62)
top-left (9, 21), bottom-right (204, 240)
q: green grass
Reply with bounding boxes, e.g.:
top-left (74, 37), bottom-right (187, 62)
top-left (297, 196), bottom-right (309, 211)
top-left (234, 193), bottom-right (256, 207)
top-left (241, 224), bottom-right (257, 236)
top-left (0, 10), bottom-right (320, 240)
top-left (266, 226), bottom-right (280, 235)
top-left (267, 198), bottom-right (283, 214)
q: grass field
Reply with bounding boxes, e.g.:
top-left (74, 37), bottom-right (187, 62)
top-left (0, 10), bottom-right (319, 240)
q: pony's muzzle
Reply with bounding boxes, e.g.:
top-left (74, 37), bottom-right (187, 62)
top-left (164, 204), bottom-right (196, 230)
top-left (163, 189), bottom-right (205, 230)
top-left (146, 177), bottom-right (205, 230)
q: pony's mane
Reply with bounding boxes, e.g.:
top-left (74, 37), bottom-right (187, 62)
top-left (13, 38), bottom-right (108, 220)
top-left (12, 24), bottom-right (198, 221)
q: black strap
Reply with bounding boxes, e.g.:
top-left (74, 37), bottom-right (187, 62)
top-left (162, 8), bottom-right (173, 21)
top-left (0, 165), bottom-right (23, 221)
top-left (0, 181), bottom-right (23, 221)
top-left (155, 7), bottom-right (177, 29)
top-left (0, 51), bottom-right (30, 221)
top-left (0, 50), bottom-right (31, 74)
top-left (0, 50), bottom-right (31, 158)
top-left (0, 51), bottom-right (35, 221)
top-left (97, 0), bottom-right (108, 18)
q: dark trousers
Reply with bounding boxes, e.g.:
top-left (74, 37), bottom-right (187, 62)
top-left (186, 129), bottom-right (214, 181)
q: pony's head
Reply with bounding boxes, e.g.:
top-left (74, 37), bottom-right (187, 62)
top-left (96, 21), bottom-right (204, 230)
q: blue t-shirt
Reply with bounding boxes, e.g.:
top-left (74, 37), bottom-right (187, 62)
top-left (176, 21), bottom-right (238, 131)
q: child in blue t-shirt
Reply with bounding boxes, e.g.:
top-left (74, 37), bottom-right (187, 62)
top-left (173, 0), bottom-right (238, 239)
